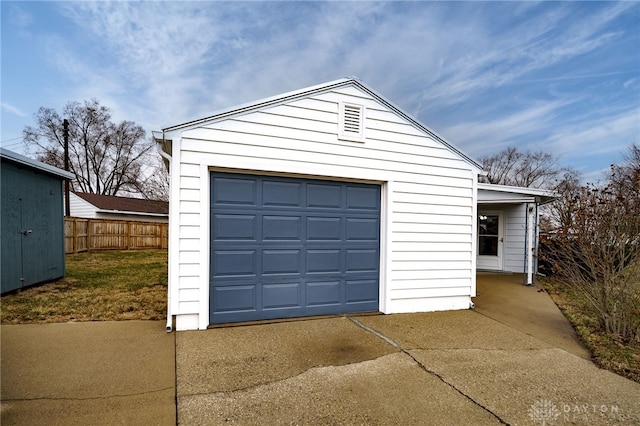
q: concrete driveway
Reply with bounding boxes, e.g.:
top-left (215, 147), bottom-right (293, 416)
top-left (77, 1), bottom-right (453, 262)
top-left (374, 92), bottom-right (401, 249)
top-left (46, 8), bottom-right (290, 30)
top-left (2, 274), bottom-right (640, 425)
top-left (176, 275), bottom-right (640, 425)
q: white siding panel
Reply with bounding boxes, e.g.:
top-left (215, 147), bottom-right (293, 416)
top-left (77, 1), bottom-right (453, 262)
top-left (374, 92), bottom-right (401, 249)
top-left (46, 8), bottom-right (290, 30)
top-left (180, 189), bottom-right (201, 201)
top-left (392, 234), bottom-right (472, 244)
top-left (178, 276), bottom-right (200, 288)
top-left (181, 176), bottom-right (200, 189)
top-left (390, 296), bottom-right (471, 313)
top-left (179, 288), bottom-right (200, 301)
top-left (179, 200), bottom-right (200, 214)
top-left (179, 238), bottom-right (200, 252)
top-left (393, 241), bottom-right (472, 252)
top-left (392, 278), bottom-right (472, 289)
top-left (182, 131), bottom-right (470, 176)
top-left (179, 263), bottom-right (199, 277)
top-left (180, 225), bottom-right (202, 239)
top-left (181, 163), bottom-right (200, 177)
top-left (393, 260), bottom-right (472, 271)
top-left (171, 85), bottom-right (479, 328)
top-left (178, 301), bottom-right (199, 314)
top-left (69, 193), bottom-right (99, 218)
top-left (392, 287), bottom-right (472, 299)
top-left (392, 224), bottom-right (471, 237)
top-left (391, 251), bottom-right (469, 262)
top-left (179, 213), bottom-right (199, 226)
top-left (179, 250), bottom-right (201, 264)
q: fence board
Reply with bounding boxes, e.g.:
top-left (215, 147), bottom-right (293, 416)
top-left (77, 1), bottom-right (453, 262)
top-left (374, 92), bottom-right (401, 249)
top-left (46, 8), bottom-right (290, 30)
top-left (64, 217), bottom-right (168, 253)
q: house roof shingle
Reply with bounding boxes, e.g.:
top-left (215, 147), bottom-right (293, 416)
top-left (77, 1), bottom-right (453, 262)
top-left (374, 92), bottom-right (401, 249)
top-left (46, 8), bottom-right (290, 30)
top-left (73, 192), bottom-right (168, 215)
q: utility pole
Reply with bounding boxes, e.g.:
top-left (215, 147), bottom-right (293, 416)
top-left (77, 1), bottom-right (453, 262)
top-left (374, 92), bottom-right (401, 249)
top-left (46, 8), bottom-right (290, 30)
top-left (63, 119), bottom-right (70, 217)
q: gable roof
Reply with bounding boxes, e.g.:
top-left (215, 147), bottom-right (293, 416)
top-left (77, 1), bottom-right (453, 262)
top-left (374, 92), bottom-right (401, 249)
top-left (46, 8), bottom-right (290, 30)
top-left (73, 192), bottom-right (168, 215)
top-left (157, 78), bottom-right (482, 171)
top-left (0, 148), bottom-right (74, 180)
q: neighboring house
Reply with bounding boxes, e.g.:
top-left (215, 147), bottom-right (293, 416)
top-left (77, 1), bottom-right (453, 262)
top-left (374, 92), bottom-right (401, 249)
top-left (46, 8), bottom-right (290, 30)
top-left (477, 183), bottom-right (555, 284)
top-left (69, 192), bottom-right (168, 223)
top-left (154, 78), bottom-right (553, 331)
top-left (1, 148), bottom-right (74, 294)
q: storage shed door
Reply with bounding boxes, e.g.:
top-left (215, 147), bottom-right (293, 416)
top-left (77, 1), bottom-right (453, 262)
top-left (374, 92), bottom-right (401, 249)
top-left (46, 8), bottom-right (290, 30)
top-left (210, 172), bottom-right (381, 324)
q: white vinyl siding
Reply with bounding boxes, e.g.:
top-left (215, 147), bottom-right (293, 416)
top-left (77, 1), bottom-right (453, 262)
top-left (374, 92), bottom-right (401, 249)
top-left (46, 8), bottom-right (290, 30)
top-left (165, 84), bottom-right (479, 329)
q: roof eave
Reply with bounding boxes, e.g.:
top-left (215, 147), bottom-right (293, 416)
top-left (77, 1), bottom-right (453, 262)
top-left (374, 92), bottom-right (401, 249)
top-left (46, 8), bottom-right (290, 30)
top-left (0, 148), bottom-right (75, 180)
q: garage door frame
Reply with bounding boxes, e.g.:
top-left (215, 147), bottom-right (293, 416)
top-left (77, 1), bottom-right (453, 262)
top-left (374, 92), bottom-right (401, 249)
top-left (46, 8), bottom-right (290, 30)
top-left (207, 170), bottom-right (387, 325)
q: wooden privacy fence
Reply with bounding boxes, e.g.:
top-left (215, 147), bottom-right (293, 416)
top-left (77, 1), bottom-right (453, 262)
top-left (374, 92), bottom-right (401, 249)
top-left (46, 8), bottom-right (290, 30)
top-left (64, 217), bottom-right (168, 254)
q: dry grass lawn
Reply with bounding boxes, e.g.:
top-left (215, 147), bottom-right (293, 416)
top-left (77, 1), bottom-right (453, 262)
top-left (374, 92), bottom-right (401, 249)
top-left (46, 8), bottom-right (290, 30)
top-left (0, 250), bottom-right (167, 323)
top-left (540, 277), bottom-right (640, 384)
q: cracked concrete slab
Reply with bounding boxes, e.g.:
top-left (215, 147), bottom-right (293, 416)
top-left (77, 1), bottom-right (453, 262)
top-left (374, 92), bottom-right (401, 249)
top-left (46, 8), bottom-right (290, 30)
top-left (0, 321), bottom-right (175, 426)
top-left (178, 352), bottom-right (502, 426)
top-left (357, 310), bottom-right (551, 351)
top-left (409, 347), bottom-right (640, 425)
top-left (176, 316), bottom-right (397, 395)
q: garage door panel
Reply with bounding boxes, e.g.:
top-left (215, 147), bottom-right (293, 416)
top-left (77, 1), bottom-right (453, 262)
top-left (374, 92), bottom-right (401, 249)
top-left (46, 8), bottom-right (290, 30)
top-left (211, 172), bottom-right (380, 324)
top-left (212, 285), bottom-right (257, 312)
top-left (346, 279), bottom-right (379, 303)
top-left (212, 250), bottom-right (257, 277)
top-left (346, 249), bottom-right (379, 272)
top-left (347, 186), bottom-right (380, 210)
top-left (307, 184), bottom-right (342, 208)
top-left (212, 214), bottom-right (257, 241)
top-left (262, 215), bottom-right (302, 241)
top-left (263, 180), bottom-right (302, 207)
top-left (212, 177), bottom-right (257, 206)
top-left (346, 218), bottom-right (380, 240)
top-left (307, 216), bottom-right (342, 240)
top-left (306, 280), bottom-right (342, 306)
top-left (262, 249), bottom-right (302, 275)
top-left (307, 249), bottom-right (341, 273)
top-left (262, 282), bottom-right (301, 309)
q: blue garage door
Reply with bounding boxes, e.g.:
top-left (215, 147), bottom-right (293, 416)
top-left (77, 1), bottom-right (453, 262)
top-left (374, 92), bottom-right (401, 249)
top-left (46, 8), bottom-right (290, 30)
top-left (210, 172), bottom-right (381, 324)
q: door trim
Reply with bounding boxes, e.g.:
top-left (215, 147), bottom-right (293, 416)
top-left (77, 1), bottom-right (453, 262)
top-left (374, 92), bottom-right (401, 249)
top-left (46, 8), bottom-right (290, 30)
top-left (477, 210), bottom-right (504, 271)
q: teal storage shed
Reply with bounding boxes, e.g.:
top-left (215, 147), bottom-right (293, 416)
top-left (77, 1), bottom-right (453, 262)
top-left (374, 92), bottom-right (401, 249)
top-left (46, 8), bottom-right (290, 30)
top-left (1, 148), bottom-right (74, 294)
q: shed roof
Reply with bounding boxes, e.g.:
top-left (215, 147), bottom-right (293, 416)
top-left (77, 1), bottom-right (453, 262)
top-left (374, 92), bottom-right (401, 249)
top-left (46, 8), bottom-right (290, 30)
top-left (0, 148), bottom-right (74, 180)
top-left (73, 192), bottom-right (169, 215)
top-left (478, 183), bottom-right (557, 205)
top-left (157, 78), bottom-right (483, 171)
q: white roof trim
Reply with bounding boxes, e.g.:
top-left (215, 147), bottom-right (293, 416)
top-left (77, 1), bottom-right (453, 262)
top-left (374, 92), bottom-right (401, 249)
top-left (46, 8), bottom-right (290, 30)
top-left (95, 209), bottom-right (168, 217)
top-left (478, 183), bottom-right (557, 204)
top-left (0, 148), bottom-right (74, 180)
top-left (158, 78), bottom-right (483, 171)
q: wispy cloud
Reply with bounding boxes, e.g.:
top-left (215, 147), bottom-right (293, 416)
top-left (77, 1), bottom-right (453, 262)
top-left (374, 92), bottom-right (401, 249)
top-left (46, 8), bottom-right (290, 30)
top-left (7, 1), bottom-right (636, 176)
top-left (2, 102), bottom-right (26, 117)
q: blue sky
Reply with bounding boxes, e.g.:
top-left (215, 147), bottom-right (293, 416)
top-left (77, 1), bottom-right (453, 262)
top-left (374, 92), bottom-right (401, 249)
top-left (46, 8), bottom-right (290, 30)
top-left (2, 1), bottom-right (638, 181)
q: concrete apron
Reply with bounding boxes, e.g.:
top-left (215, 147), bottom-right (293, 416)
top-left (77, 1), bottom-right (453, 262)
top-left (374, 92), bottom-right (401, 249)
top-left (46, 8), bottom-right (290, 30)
top-left (177, 313), bottom-right (640, 425)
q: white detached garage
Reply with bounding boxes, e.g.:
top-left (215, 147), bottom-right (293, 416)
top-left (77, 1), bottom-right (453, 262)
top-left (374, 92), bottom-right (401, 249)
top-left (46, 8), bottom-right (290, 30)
top-left (155, 78), bottom-right (484, 331)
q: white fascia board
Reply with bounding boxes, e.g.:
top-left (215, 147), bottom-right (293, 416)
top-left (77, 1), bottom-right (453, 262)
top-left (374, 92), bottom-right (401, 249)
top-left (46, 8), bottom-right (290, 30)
top-left (95, 209), bottom-right (168, 218)
top-left (478, 198), bottom-right (537, 204)
top-left (478, 183), bottom-right (556, 197)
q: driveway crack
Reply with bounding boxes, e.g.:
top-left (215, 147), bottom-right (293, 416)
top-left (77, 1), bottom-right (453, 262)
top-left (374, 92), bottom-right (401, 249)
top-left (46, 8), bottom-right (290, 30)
top-left (2, 386), bottom-right (175, 402)
top-left (347, 316), bottom-right (510, 425)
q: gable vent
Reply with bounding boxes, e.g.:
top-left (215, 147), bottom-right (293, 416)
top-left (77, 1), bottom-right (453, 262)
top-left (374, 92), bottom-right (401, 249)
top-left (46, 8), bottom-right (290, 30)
top-left (339, 102), bottom-right (365, 142)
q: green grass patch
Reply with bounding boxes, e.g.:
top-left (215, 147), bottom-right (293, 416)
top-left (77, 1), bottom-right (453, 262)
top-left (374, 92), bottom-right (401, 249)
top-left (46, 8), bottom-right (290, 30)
top-left (540, 277), bottom-right (640, 383)
top-left (1, 250), bottom-right (167, 323)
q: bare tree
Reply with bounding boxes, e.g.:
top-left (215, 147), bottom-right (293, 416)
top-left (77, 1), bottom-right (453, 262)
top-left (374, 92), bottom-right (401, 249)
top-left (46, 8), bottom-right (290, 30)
top-left (479, 146), bottom-right (561, 188)
top-left (23, 99), bottom-right (155, 197)
top-left (140, 155), bottom-right (170, 202)
top-left (542, 144), bottom-right (640, 342)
